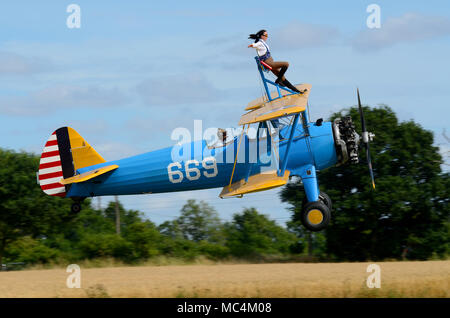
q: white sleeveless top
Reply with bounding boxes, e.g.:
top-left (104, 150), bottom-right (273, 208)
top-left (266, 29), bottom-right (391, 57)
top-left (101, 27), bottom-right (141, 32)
top-left (250, 39), bottom-right (270, 57)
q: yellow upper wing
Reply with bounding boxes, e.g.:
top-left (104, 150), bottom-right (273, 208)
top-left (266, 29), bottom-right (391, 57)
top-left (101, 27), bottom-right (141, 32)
top-left (245, 84), bottom-right (312, 111)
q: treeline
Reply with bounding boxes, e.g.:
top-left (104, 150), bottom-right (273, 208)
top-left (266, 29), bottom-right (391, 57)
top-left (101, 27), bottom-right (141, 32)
top-left (1, 105), bottom-right (449, 267)
top-left (2, 197), bottom-right (299, 265)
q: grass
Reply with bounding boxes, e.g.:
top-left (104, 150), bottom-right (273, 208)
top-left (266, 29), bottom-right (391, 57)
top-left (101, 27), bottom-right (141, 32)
top-left (0, 260), bottom-right (448, 298)
top-left (24, 256), bottom-right (218, 271)
top-left (23, 255), bottom-right (286, 271)
top-left (85, 284), bottom-right (111, 298)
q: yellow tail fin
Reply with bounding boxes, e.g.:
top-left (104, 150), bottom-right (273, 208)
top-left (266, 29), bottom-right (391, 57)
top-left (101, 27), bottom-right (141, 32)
top-left (67, 127), bottom-right (106, 171)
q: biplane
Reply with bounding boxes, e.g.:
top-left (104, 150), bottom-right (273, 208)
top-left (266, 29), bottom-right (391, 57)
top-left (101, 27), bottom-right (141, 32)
top-left (37, 57), bottom-right (375, 231)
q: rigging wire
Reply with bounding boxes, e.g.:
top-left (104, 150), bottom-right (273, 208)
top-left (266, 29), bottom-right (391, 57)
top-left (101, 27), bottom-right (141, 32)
top-left (307, 100), bottom-right (312, 123)
top-left (258, 69), bottom-right (268, 104)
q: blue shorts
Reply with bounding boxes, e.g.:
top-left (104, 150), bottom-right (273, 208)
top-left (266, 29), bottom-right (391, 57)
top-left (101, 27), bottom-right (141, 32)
top-left (259, 52), bottom-right (271, 61)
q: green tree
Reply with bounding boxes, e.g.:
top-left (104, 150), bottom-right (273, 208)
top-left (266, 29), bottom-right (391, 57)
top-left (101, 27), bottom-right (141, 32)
top-left (224, 208), bottom-right (297, 258)
top-left (177, 200), bottom-right (224, 243)
top-left (158, 200), bottom-right (229, 260)
top-left (77, 233), bottom-right (132, 259)
top-left (281, 105), bottom-right (450, 261)
top-left (122, 221), bottom-right (162, 261)
top-left (5, 236), bottom-right (61, 264)
top-left (104, 201), bottom-right (143, 233)
top-left (158, 219), bottom-right (183, 239)
top-left (0, 149), bottom-right (76, 265)
top-left (60, 199), bottom-right (163, 262)
top-left (71, 206), bottom-right (116, 236)
top-left (286, 220), bottom-right (327, 257)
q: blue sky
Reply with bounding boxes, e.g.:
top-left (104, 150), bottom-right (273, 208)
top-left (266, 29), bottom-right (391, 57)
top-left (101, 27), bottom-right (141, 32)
top-left (1, 1), bottom-right (449, 225)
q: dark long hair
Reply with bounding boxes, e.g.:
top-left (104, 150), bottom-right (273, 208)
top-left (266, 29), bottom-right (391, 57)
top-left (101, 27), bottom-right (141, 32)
top-left (248, 29), bottom-right (266, 43)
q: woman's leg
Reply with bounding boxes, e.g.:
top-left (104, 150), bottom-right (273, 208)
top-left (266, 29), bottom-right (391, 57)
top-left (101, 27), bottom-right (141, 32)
top-left (276, 66), bottom-right (288, 84)
top-left (264, 58), bottom-right (289, 81)
top-left (282, 78), bottom-right (302, 93)
top-left (263, 58), bottom-right (303, 94)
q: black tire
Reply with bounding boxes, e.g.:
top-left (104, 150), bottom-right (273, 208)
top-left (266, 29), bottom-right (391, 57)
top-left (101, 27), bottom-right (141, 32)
top-left (302, 192), bottom-right (332, 211)
top-left (318, 192), bottom-right (332, 211)
top-left (71, 202), bottom-right (82, 214)
top-left (301, 201), bottom-right (331, 232)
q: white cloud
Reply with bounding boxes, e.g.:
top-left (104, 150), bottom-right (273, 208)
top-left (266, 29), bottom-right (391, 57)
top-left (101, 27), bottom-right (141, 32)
top-left (95, 141), bottom-right (142, 161)
top-left (227, 21), bottom-right (339, 57)
top-left (136, 73), bottom-right (224, 106)
top-left (352, 12), bottom-right (450, 52)
top-left (204, 34), bottom-right (237, 46)
top-left (0, 51), bottom-right (54, 75)
top-left (0, 85), bottom-right (130, 116)
top-left (270, 21), bottom-right (340, 50)
top-left (68, 119), bottom-right (109, 136)
top-left (154, 9), bottom-right (230, 18)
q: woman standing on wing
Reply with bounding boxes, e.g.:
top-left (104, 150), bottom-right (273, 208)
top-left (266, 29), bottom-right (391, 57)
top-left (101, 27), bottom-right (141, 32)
top-left (248, 29), bottom-right (301, 93)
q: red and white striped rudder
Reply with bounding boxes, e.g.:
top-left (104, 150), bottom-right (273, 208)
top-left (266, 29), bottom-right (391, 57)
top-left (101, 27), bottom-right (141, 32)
top-left (38, 131), bottom-right (66, 197)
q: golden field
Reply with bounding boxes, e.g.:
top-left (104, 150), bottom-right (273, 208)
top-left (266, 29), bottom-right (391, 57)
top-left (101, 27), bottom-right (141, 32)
top-left (0, 260), bottom-right (448, 298)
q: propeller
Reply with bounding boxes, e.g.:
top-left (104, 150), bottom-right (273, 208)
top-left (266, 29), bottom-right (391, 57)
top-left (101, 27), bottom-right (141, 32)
top-left (357, 88), bottom-right (376, 190)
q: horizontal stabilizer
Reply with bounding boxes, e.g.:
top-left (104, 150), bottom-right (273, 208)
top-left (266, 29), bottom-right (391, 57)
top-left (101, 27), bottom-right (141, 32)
top-left (59, 164), bottom-right (119, 185)
top-left (220, 170), bottom-right (290, 198)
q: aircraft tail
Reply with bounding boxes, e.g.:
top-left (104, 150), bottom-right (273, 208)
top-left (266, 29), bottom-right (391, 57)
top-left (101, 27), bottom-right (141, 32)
top-left (38, 127), bottom-right (106, 197)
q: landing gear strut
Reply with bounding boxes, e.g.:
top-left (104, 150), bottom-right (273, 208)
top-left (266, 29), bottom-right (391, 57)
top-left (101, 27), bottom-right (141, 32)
top-left (297, 165), bottom-right (332, 231)
top-left (303, 192), bottom-right (332, 211)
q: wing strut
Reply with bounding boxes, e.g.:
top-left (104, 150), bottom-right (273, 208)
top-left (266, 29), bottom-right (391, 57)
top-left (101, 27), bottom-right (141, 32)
top-left (278, 113), bottom-right (300, 177)
top-left (228, 124), bottom-right (249, 190)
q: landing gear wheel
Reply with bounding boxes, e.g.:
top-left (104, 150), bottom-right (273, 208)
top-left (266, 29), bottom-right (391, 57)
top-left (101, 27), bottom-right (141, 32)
top-left (318, 192), bottom-right (332, 211)
top-left (302, 192), bottom-right (332, 211)
top-left (71, 202), bottom-right (82, 214)
top-left (301, 201), bottom-right (331, 232)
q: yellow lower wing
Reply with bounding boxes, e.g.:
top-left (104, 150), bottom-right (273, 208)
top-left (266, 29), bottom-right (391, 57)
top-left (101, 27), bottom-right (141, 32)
top-left (60, 164), bottom-right (119, 185)
top-left (220, 170), bottom-right (290, 198)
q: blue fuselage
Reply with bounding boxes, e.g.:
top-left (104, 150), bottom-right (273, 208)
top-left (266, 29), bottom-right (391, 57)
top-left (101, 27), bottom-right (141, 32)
top-left (66, 121), bottom-right (338, 198)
